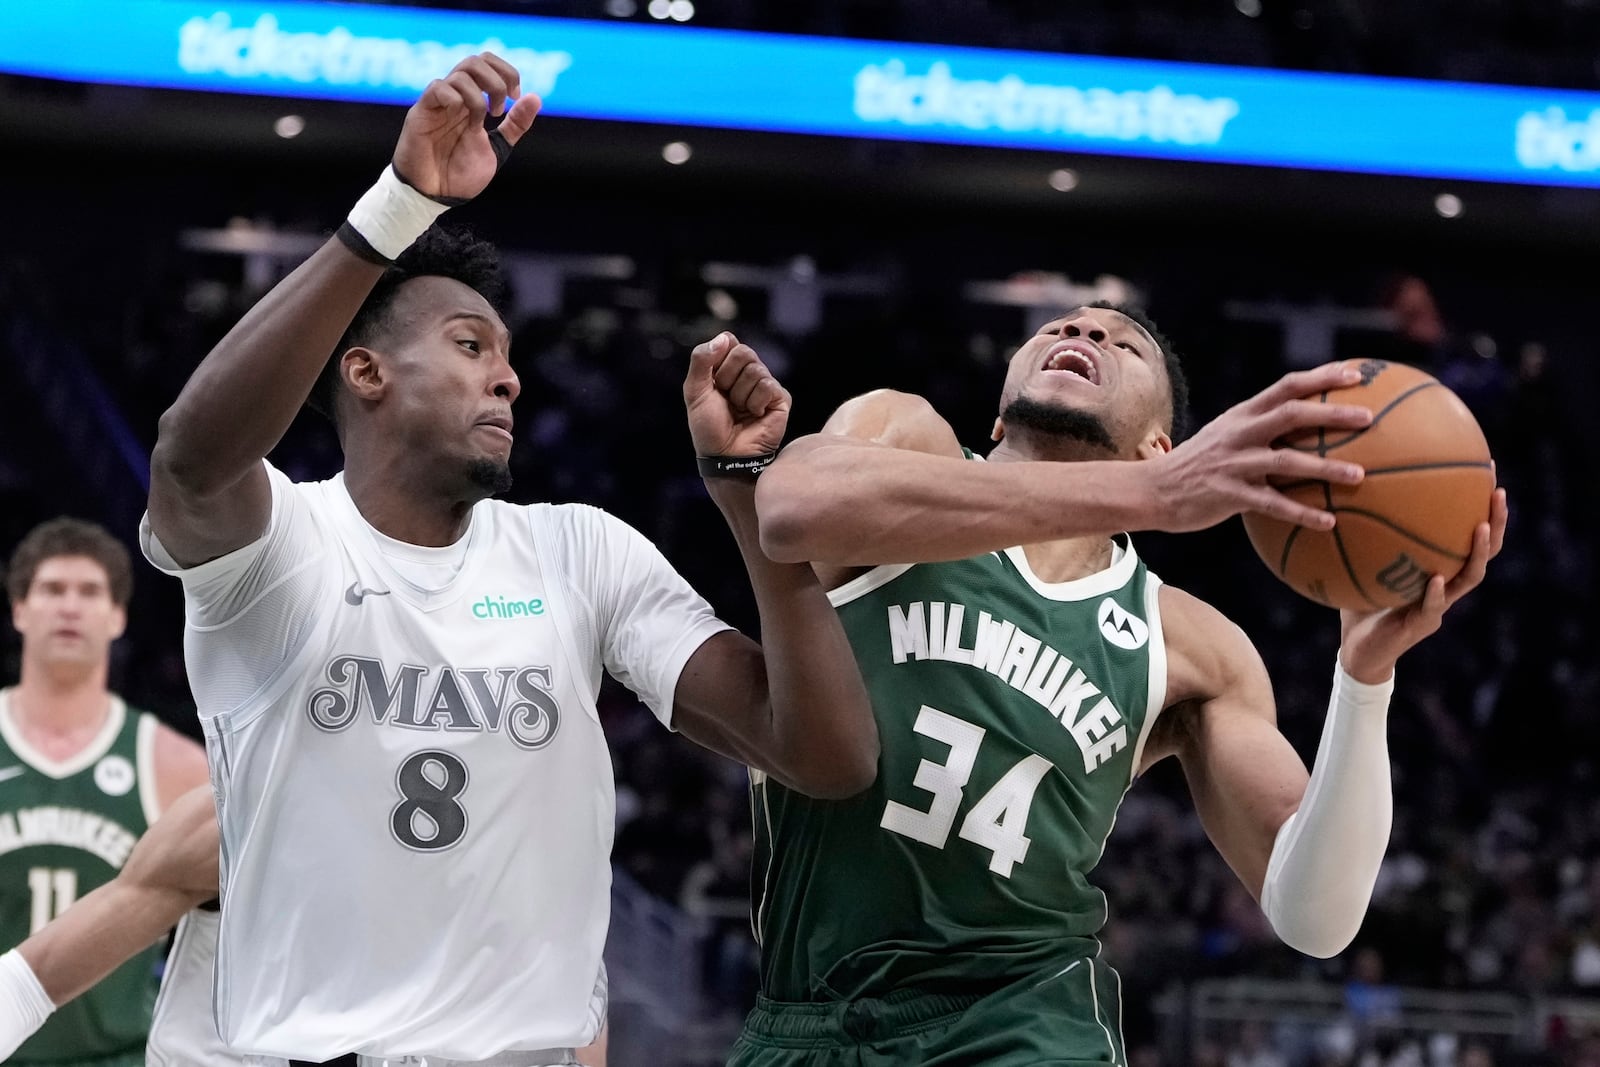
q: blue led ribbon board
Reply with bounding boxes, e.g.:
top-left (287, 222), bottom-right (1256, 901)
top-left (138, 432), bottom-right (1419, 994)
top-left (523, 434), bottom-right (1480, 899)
top-left (1, 0), bottom-right (1597, 187)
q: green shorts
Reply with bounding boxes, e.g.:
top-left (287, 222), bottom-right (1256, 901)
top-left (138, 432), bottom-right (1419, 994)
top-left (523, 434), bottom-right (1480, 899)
top-left (728, 956), bottom-right (1127, 1067)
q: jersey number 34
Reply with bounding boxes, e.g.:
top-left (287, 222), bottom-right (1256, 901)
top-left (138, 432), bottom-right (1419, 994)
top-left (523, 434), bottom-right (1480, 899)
top-left (880, 705), bottom-right (1054, 879)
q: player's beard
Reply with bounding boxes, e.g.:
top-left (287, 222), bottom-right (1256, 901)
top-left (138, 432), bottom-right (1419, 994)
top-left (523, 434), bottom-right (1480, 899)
top-left (1002, 395), bottom-right (1117, 453)
top-left (467, 457), bottom-right (513, 497)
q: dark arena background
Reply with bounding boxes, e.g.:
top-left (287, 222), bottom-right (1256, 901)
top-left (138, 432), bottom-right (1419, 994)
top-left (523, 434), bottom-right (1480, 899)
top-left (2, 1), bottom-right (1599, 1064)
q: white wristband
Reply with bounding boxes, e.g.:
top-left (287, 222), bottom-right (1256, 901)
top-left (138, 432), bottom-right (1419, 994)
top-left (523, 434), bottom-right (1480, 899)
top-left (341, 165), bottom-right (451, 264)
top-left (0, 949), bottom-right (55, 1058)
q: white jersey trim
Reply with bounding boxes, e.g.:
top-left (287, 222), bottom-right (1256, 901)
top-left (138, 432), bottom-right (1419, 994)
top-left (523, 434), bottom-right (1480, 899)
top-left (0, 690), bottom-right (125, 779)
top-left (825, 564), bottom-right (914, 608)
top-left (1001, 535), bottom-right (1137, 603)
top-left (1128, 574), bottom-right (1168, 776)
top-left (136, 713), bottom-right (162, 824)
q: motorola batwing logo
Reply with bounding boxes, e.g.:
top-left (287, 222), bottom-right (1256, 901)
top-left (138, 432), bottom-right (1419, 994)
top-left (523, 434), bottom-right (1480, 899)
top-left (1097, 598), bottom-right (1149, 651)
top-left (345, 582), bottom-right (392, 606)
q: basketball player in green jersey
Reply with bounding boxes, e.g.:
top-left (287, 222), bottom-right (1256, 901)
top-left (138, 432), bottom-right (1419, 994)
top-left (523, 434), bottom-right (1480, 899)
top-left (0, 518), bottom-right (209, 1067)
top-left (706, 306), bottom-right (1506, 1066)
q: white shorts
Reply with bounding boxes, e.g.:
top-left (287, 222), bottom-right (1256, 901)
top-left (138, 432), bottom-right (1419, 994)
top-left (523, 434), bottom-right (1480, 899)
top-left (148, 912), bottom-right (605, 1067)
top-left (149, 908), bottom-right (248, 1066)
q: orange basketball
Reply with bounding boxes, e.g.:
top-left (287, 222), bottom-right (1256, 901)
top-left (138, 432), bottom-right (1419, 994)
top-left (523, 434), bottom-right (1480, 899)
top-left (1241, 359), bottom-right (1494, 612)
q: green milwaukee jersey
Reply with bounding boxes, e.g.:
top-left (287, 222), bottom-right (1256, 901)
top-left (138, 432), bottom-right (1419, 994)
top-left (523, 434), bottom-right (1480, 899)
top-left (752, 535), bottom-right (1166, 1003)
top-left (0, 690), bottom-right (162, 1063)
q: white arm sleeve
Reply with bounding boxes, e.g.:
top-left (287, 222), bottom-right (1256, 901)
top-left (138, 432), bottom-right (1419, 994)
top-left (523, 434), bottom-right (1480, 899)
top-left (552, 505), bottom-right (732, 726)
top-left (0, 949), bottom-right (54, 1059)
top-left (139, 462), bottom-right (333, 719)
top-left (1259, 659), bottom-right (1395, 959)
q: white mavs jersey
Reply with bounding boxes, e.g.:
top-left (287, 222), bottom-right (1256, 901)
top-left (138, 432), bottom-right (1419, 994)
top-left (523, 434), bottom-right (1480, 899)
top-left (140, 462), bottom-right (730, 1061)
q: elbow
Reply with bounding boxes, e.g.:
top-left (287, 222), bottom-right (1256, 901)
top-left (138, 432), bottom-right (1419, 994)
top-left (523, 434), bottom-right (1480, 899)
top-left (754, 467), bottom-right (827, 563)
top-left (151, 409), bottom-right (226, 499)
top-left (1274, 921), bottom-right (1359, 961)
top-left (782, 720), bottom-right (881, 800)
top-left (787, 748), bottom-right (879, 800)
top-left (1262, 871), bottom-right (1367, 959)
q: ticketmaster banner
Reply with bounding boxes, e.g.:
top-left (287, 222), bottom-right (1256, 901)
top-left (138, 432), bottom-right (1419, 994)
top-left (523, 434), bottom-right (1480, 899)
top-left (1, 0), bottom-right (1598, 186)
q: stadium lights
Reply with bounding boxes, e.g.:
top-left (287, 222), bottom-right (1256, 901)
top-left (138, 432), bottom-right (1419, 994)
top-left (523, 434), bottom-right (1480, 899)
top-left (1048, 168), bottom-right (1079, 191)
top-left (648, 0), bottom-right (694, 20)
top-left (1434, 192), bottom-right (1464, 218)
top-left (273, 114), bottom-right (305, 138)
top-left (662, 141), bottom-right (692, 164)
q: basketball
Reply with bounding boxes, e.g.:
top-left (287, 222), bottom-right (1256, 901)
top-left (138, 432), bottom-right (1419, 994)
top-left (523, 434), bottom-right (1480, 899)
top-left (1240, 359), bottom-right (1494, 611)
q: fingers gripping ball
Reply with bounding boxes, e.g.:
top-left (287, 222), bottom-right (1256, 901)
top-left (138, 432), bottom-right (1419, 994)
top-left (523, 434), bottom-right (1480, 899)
top-left (1241, 359), bottom-right (1494, 611)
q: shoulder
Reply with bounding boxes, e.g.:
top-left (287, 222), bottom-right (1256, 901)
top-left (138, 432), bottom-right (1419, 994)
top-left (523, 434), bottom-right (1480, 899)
top-left (521, 501), bottom-right (643, 547)
top-left (516, 502), bottom-right (665, 592)
top-left (1157, 585), bottom-right (1271, 707)
top-left (819, 389), bottom-right (964, 457)
top-left (146, 718), bottom-right (209, 816)
top-left (1143, 585), bottom-right (1275, 764)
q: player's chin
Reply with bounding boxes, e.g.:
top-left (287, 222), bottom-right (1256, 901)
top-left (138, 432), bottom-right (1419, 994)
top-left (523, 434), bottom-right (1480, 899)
top-left (465, 456), bottom-right (513, 496)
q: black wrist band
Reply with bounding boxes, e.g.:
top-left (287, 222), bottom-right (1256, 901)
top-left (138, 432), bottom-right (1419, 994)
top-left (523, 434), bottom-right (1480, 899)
top-left (335, 221), bottom-right (394, 266)
top-left (697, 452), bottom-right (779, 480)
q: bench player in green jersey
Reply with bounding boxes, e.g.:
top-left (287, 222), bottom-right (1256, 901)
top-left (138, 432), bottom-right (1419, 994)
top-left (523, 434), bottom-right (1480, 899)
top-left (0, 518), bottom-right (210, 1067)
top-left (700, 305), bottom-right (1506, 1066)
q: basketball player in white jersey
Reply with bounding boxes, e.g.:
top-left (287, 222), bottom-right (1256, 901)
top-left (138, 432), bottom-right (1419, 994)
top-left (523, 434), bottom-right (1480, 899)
top-left (137, 53), bottom-right (876, 1066)
top-left (0, 784), bottom-right (610, 1065)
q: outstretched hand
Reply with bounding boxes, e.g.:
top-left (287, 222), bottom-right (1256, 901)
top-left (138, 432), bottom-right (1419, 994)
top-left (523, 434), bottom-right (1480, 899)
top-left (393, 53), bottom-right (542, 202)
top-left (1154, 362), bottom-right (1375, 533)
top-left (1339, 487), bottom-right (1509, 684)
top-left (684, 333), bottom-right (791, 458)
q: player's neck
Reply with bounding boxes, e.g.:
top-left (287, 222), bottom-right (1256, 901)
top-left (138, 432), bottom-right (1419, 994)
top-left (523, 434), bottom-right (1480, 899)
top-left (1014, 536), bottom-right (1117, 584)
top-left (9, 663), bottom-right (113, 747)
top-left (985, 436), bottom-right (1125, 580)
top-left (988, 432), bottom-right (1122, 466)
top-left (343, 464), bottom-right (477, 548)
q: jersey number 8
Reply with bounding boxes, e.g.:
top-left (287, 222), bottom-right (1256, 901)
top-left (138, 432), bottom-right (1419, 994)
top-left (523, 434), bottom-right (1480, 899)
top-left (391, 750), bottom-right (470, 851)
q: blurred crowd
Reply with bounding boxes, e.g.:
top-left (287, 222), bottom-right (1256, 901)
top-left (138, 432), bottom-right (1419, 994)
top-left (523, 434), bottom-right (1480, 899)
top-left (2, 188), bottom-right (1597, 1067)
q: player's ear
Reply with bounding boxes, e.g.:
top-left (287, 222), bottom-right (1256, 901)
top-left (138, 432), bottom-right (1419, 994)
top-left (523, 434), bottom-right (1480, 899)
top-left (107, 603), bottom-right (127, 642)
top-left (990, 415), bottom-right (1005, 443)
top-left (1135, 427), bottom-right (1171, 460)
top-left (343, 347), bottom-right (385, 404)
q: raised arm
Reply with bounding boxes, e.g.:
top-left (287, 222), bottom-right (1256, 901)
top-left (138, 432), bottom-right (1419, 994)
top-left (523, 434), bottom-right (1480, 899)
top-left (669, 334), bottom-right (878, 798)
top-left (147, 54), bottom-right (539, 566)
top-left (756, 363), bottom-right (1379, 567)
top-left (1150, 490), bottom-right (1505, 958)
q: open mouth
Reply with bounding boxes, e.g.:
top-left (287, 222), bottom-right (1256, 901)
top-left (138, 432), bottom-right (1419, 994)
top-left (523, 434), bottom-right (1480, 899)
top-left (1041, 342), bottom-right (1100, 385)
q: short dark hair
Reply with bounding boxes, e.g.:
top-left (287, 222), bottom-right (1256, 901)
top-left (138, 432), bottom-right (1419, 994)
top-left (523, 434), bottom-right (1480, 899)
top-left (309, 226), bottom-right (509, 422)
top-left (6, 518), bottom-right (133, 608)
top-left (1083, 300), bottom-right (1190, 442)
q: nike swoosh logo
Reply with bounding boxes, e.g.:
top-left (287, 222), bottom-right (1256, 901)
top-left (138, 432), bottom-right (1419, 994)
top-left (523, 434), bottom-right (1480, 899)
top-left (345, 582), bottom-right (392, 606)
top-left (0, 767), bottom-right (26, 784)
